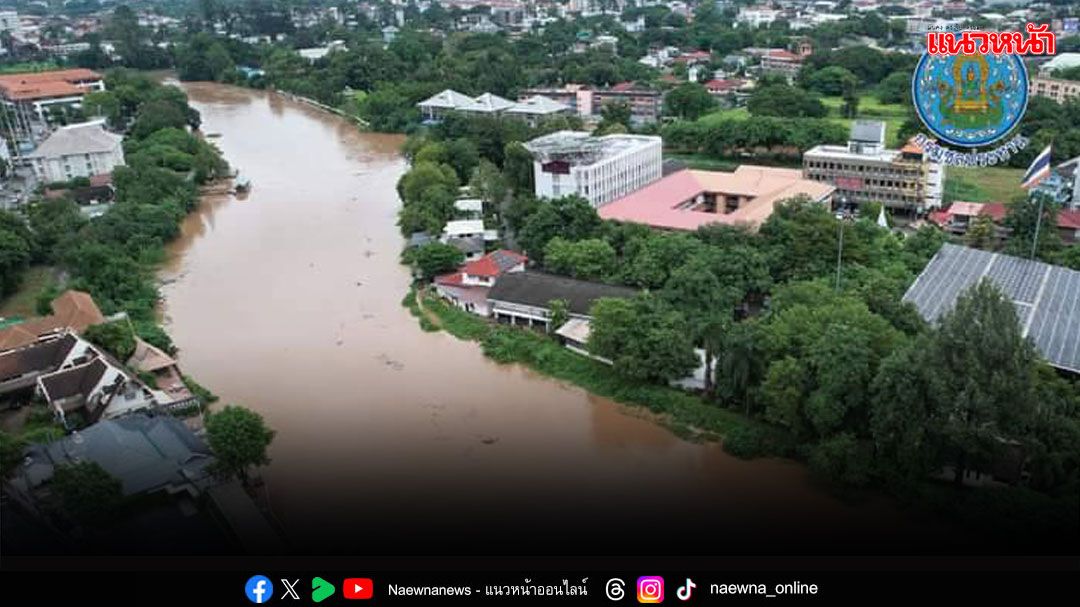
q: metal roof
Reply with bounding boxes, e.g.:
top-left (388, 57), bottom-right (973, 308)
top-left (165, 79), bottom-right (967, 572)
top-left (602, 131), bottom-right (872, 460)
top-left (902, 243), bottom-right (1080, 374)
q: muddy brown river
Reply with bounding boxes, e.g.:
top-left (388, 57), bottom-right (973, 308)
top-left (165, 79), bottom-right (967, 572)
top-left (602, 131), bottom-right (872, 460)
top-left (160, 83), bottom-right (950, 556)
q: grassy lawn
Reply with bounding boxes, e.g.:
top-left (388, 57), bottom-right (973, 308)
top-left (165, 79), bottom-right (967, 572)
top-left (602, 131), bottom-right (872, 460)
top-left (666, 153), bottom-right (741, 172)
top-left (821, 95), bottom-right (909, 146)
top-left (696, 106), bottom-right (750, 126)
top-left (409, 288), bottom-right (792, 456)
top-left (944, 166), bottom-right (1025, 204)
top-left (696, 93), bottom-right (909, 146)
top-left (0, 266), bottom-right (58, 320)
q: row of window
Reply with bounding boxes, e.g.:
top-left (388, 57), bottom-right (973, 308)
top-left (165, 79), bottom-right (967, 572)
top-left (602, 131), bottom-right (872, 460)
top-left (806, 160), bottom-right (919, 177)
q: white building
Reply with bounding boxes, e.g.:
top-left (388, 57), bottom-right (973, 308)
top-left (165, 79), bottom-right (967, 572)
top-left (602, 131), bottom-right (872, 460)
top-left (0, 10), bottom-right (20, 35)
top-left (28, 121), bottom-right (125, 183)
top-left (523, 131), bottom-right (663, 208)
top-left (737, 6), bottom-right (781, 27)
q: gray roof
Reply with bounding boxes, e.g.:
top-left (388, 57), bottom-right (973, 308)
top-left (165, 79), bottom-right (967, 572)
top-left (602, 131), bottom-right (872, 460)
top-left (850, 120), bottom-right (886, 145)
top-left (447, 235), bottom-right (485, 255)
top-left (29, 121), bottom-right (122, 159)
top-left (488, 271), bottom-right (638, 316)
top-left (21, 413), bottom-right (215, 496)
top-left (903, 243), bottom-right (1080, 373)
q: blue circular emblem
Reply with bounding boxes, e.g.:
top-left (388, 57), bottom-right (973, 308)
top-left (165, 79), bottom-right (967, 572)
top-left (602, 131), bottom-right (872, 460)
top-left (912, 51), bottom-right (1028, 148)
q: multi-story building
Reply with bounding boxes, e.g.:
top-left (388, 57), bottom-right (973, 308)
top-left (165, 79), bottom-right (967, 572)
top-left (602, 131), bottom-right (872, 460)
top-left (758, 39), bottom-right (812, 81)
top-left (591, 82), bottom-right (663, 125)
top-left (1029, 76), bottom-right (1080, 104)
top-left (523, 131), bottom-right (663, 208)
top-left (0, 68), bottom-right (105, 148)
top-left (519, 82), bottom-right (663, 124)
top-left (803, 120), bottom-right (944, 214)
top-left (27, 121), bottom-right (125, 184)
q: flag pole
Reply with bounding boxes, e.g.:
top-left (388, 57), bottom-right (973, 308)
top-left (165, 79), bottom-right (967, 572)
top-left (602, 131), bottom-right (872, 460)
top-left (1030, 192), bottom-right (1044, 260)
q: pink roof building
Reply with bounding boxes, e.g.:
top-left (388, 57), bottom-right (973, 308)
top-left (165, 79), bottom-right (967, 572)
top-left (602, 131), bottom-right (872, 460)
top-left (598, 167), bottom-right (835, 231)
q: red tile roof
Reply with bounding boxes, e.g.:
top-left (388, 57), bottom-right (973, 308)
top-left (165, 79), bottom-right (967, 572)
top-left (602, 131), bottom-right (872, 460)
top-left (0, 68), bottom-right (102, 102)
top-left (1059, 209), bottom-right (1080, 230)
top-left (462, 250), bottom-right (527, 277)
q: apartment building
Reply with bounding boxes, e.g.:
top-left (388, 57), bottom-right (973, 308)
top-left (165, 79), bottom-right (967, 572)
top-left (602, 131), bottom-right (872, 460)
top-left (521, 82), bottom-right (663, 124)
top-left (523, 131), bottom-right (663, 208)
top-left (803, 120), bottom-right (944, 214)
top-left (1029, 76), bottom-right (1080, 104)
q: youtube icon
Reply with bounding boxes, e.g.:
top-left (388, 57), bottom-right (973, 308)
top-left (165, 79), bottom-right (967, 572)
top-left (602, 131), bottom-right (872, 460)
top-left (343, 578), bottom-right (374, 600)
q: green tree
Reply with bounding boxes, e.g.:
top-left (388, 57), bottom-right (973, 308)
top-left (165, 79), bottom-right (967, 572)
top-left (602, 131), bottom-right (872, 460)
top-left (588, 294), bottom-right (699, 384)
top-left (1003, 193), bottom-right (1062, 261)
top-left (517, 195), bottom-right (601, 260)
top-left (664, 83), bottom-right (717, 120)
top-left (205, 405), bottom-right (276, 484)
top-left (50, 461), bottom-right (123, 525)
top-left (964, 214), bottom-right (996, 250)
top-left (876, 70), bottom-right (912, 105)
top-left (84, 321), bottom-right (137, 361)
top-left (747, 84), bottom-right (827, 118)
top-left (805, 66), bottom-right (859, 96)
top-left (547, 298), bottom-right (569, 331)
top-left (409, 242), bottom-right (465, 279)
top-left (543, 237), bottom-right (617, 281)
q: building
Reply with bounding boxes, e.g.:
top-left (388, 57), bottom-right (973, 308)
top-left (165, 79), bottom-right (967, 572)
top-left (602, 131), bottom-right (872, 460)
top-left (929, 201), bottom-right (1080, 244)
top-left (487, 271), bottom-right (638, 329)
top-left (0, 68), bottom-right (104, 127)
top-left (523, 131), bottom-right (663, 208)
top-left (27, 121), bottom-right (125, 184)
top-left (6, 414), bottom-right (217, 518)
top-left (1032, 155), bottom-right (1080, 209)
top-left (1037, 52), bottom-right (1080, 76)
top-left (737, 6), bottom-right (781, 27)
top-left (127, 338), bottom-right (198, 411)
top-left (518, 82), bottom-right (663, 124)
top-left (591, 82), bottom-right (663, 125)
top-left (599, 166), bottom-right (834, 231)
top-left (927, 201), bottom-right (1007, 235)
top-left (38, 353), bottom-right (158, 425)
top-left (0, 289), bottom-right (105, 352)
top-left (1028, 76), bottom-right (1080, 104)
top-left (417, 89), bottom-right (570, 123)
top-left (434, 249), bottom-right (527, 316)
top-left (803, 120), bottom-right (944, 214)
top-left (759, 47), bottom-right (809, 81)
top-left (903, 243), bottom-right (1080, 374)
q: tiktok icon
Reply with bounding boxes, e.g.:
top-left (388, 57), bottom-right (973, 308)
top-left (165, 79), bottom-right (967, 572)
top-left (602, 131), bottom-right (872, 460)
top-left (676, 578), bottom-right (696, 602)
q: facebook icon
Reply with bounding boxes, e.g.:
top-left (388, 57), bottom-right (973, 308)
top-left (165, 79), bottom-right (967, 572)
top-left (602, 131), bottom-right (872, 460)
top-left (244, 575), bottom-right (274, 604)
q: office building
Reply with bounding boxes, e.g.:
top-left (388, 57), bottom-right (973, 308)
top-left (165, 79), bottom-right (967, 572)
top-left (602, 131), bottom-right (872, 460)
top-left (523, 131), bottom-right (662, 208)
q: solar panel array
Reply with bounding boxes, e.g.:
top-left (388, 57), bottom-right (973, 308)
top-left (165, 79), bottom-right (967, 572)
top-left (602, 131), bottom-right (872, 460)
top-left (903, 243), bottom-right (1080, 374)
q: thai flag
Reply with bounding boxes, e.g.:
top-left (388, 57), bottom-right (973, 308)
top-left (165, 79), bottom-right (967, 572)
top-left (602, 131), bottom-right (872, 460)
top-left (1021, 145), bottom-right (1052, 189)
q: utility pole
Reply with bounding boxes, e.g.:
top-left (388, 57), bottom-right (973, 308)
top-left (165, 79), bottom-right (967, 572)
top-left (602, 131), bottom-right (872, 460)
top-left (835, 211), bottom-right (844, 291)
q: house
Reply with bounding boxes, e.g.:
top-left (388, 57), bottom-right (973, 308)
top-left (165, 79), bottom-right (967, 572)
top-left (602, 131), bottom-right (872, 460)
top-left (504, 95), bottom-right (573, 126)
top-left (127, 338), bottom-right (198, 411)
top-left (0, 289), bottom-right (105, 352)
top-left (929, 202), bottom-right (1080, 244)
top-left (441, 219), bottom-right (487, 241)
top-left (599, 166), bottom-right (834, 231)
top-left (804, 122), bottom-right (945, 214)
top-left (27, 121), bottom-right (125, 184)
top-left (0, 332), bottom-right (87, 400)
top-left (434, 249), bottom-right (527, 316)
top-left (1032, 155), bottom-right (1080, 209)
top-left (903, 244), bottom-right (1080, 374)
top-left (0, 68), bottom-right (104, 125)
top-left (927, 201), bottom-right (1007, 235)
top-left (523, 131), bottom-right (663, 208)
top-left (6, 413), bottom-right (217, 517)
top-left (487, 271), bottom-right (638, 329)
top-left (37, 354), bottom-right (157, 426)
top-left (454, 198), bottom-right (484, 219)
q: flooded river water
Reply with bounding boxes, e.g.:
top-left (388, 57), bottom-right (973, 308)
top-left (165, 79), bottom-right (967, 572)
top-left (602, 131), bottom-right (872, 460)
top-left (160, 83), bottom-right (947, 555)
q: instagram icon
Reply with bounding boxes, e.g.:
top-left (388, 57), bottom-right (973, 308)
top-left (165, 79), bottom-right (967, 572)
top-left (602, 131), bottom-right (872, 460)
top-left (637, 576), bottom-right (664, 603)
